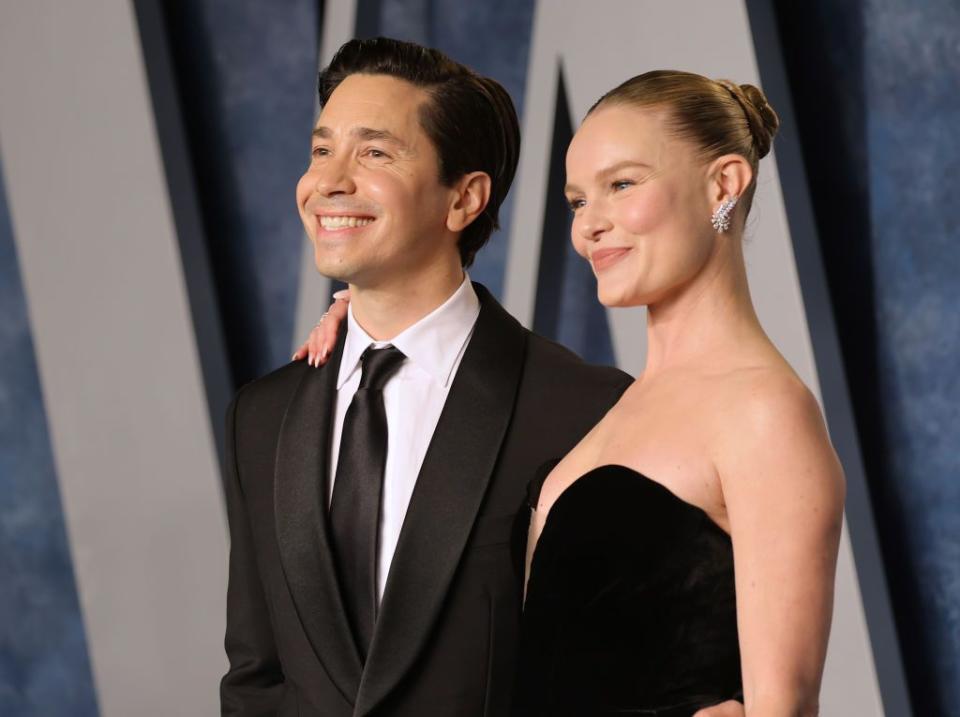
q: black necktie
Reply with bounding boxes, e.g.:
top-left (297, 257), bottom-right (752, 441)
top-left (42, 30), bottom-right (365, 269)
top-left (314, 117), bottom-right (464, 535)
top-left (330, 345), bottom-right (406, 660)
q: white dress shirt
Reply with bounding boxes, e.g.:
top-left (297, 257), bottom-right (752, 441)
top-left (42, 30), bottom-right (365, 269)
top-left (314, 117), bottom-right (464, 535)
top-left (328, 275), bottom-right (481, 602)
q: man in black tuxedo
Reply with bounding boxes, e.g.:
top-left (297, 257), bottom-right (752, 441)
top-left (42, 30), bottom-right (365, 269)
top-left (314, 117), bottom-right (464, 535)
top-left (221, 37), bottom-right (631, 716)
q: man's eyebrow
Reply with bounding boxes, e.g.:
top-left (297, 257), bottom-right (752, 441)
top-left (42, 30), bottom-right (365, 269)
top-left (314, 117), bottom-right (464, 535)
top-left (310, 126), bottom-right (406, 147)
top-left (353, 127), bottom-right (406, 146)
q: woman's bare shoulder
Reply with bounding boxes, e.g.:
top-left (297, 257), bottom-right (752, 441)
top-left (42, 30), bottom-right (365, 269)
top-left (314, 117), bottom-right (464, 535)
top-left (724, 362), bottom-right (821, 430)
top-left (711, 361), bottom-right (844, 499)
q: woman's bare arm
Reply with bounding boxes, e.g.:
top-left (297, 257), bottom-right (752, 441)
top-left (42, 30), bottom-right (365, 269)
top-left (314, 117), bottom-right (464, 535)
top-left (707, 371), bottom-right (845, 717)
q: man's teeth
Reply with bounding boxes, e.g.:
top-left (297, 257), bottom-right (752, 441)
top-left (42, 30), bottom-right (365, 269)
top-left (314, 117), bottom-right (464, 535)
top-left (319, 215), bottom-right (374, 229)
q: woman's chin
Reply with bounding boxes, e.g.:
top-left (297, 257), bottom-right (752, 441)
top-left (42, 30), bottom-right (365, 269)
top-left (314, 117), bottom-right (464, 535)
top-left (597, 283), bottom-right (645, 309)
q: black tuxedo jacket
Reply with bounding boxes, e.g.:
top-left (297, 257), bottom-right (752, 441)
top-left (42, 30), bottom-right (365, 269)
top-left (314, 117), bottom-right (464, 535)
top-left (221, 284), bottom-right (632, 716)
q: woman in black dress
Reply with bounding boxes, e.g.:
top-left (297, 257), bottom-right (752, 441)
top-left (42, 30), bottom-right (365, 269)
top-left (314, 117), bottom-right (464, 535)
top-left (300, 70), bottom-right (844, 717)
top-left (515, 71), bottom-right (843, 716)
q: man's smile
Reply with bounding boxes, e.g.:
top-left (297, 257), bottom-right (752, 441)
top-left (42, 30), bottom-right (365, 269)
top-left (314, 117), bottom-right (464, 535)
top-left (318, 215), bottom-right (376, 230)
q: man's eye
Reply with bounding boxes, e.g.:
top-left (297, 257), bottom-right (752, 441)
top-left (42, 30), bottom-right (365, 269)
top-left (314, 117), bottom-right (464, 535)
top-left (364, 148), bottom-right (390, 159)
top-left (311, 146), bottom-right (330, 158)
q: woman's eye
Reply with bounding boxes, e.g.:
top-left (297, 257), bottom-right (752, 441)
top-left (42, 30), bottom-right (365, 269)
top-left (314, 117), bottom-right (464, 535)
top-left (567, 198), bottom-right (585, 211)
top-left (612, 179), bottom-right (634, 191)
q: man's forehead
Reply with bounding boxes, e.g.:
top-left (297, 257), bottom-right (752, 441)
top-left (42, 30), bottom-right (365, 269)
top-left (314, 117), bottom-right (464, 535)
top-left (325, 74), bottom-right (427, 111)
top-left (311, 117), bottom-right (418, 147)
top-left (315, 75), bottom-right (427, 133)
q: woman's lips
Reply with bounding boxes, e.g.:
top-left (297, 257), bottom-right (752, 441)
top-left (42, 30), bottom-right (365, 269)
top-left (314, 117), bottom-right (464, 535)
top-left (591, 247), bottom-right (631, 272)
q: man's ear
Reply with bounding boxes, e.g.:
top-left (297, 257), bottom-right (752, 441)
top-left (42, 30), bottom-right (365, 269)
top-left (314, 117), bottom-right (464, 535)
top-left (446, 171), bottom-right (492, 233)
top-left (707, 154), bottom-right (753, 204)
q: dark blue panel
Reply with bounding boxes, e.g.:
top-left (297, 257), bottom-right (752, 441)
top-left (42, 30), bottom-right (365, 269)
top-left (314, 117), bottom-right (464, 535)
top-left (0, 163), bottom-right (99, 715)
top-left (776, 0), bottom-right (960, 712)
top-left (532, 66), bottom-right (576, 342)
top-left (163, 0), bottom-right (320, 384)
top-left (135, 0), bottom-right (235, 465)
top-left (531, 66), bottom-right (615, 366)
top-left (866, 0), bottom-right (960, 711)
top-left (554, 231), bottom-right (617, 367)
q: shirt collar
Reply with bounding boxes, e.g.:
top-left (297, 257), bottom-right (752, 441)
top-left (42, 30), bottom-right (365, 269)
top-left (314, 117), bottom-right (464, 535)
top-left (337, 274), bottom-right (480, 390)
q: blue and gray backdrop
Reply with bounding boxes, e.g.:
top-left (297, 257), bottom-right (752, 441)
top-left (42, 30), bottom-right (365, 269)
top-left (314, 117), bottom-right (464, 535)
top-left (0, 0), bottom-right (956, 715)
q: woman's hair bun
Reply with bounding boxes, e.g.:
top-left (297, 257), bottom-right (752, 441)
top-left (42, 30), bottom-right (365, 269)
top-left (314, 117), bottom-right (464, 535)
top-left (717, 80), bottom-right (781, 159)
top-left (740, 83), bottom-right (780, 158)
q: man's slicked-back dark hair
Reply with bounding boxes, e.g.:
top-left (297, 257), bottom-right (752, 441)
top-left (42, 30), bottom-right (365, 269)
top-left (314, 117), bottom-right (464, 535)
top-left (318, 37), bottom-right (521, 268)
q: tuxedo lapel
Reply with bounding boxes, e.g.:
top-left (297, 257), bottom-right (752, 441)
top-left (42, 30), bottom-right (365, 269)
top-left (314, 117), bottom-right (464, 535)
top-left (274, 332), bottom-right (363, 703)
top-left (355, 286), bottom-right (528, 716)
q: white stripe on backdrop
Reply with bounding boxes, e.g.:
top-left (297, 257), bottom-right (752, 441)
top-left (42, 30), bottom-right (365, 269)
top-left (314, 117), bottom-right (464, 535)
top-left (0, 1), bottom-right (228, 714)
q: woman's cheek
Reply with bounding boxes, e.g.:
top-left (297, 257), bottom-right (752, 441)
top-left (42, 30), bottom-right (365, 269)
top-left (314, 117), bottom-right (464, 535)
top-left (618, 191), bottom-right (671, 235)
top-left (570, 223), bottom-right (589, 260)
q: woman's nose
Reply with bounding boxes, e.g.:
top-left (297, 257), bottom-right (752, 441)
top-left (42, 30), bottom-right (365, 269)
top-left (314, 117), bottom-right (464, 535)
top-left (578, 205), bottom-right (613, 241)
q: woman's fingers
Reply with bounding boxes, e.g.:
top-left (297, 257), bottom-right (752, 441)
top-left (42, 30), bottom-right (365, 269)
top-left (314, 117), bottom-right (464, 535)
top-left (305, 293), bottom-right (351, 367)
top-left (308, 324), bottom-right (330, 366)
top-left (329, 293), bottom-right (350, 320)
top-left (291, 291), bottom-right (352, 366)
top-left (291, 340), bottom-right (310, 361)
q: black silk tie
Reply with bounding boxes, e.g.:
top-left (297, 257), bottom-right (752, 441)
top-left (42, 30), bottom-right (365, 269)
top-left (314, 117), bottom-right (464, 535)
top-left (330, 345), bottom-right (406, 660)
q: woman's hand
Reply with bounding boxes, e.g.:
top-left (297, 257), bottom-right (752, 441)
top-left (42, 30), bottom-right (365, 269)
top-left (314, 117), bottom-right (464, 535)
top-left (693, 700), bottom-right (745, 717)
top-left (292, 289), bottom-right (350, 366)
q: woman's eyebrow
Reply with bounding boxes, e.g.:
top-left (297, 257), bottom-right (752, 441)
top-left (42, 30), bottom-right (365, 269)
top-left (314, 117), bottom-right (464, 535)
top-left (565, 160), bottom-right (653, 194)
top-left (595, 160), bottom-right (652, 181)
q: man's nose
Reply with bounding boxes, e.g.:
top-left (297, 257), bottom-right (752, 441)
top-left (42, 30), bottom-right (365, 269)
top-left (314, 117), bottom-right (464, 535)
top-left (314, 155), bottom-right (356, 196)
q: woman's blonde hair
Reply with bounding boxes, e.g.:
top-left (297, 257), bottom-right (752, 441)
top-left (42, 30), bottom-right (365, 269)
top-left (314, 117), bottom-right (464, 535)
top-left (588, 70), bottom-right (781, 215)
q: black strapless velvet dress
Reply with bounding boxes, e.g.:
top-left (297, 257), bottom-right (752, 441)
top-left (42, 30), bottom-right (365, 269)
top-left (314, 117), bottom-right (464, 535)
top-left (514, 464), bottom-right (742, 717)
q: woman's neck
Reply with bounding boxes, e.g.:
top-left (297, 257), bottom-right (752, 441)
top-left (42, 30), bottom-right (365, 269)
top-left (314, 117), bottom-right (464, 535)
top-left (642, 238), bottom-right (765, 377)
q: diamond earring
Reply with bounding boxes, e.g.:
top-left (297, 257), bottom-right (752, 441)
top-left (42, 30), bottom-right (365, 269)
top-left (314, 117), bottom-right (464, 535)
top-left (711, 197), bottom-right (738, 233)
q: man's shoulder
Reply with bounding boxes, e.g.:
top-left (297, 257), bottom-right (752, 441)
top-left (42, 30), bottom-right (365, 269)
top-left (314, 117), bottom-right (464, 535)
top-left (472, 282), bottom-right (631, 390)
top-left (230, 360), bottom-right (315, 418)
top-left (523, 331), bottom-right (632, 393)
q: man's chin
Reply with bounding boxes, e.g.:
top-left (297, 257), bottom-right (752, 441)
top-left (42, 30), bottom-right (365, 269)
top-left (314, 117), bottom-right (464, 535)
top-left (315, 268), bottom-right (354, 285)
top-left (313, 252), bottom-right (357, 284)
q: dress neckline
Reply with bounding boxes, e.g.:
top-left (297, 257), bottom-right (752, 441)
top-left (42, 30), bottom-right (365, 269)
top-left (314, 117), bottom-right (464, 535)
top-left (533, 463), bottom-right (729, 538)
top-left (528, 459), bottom-right (706, 520)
